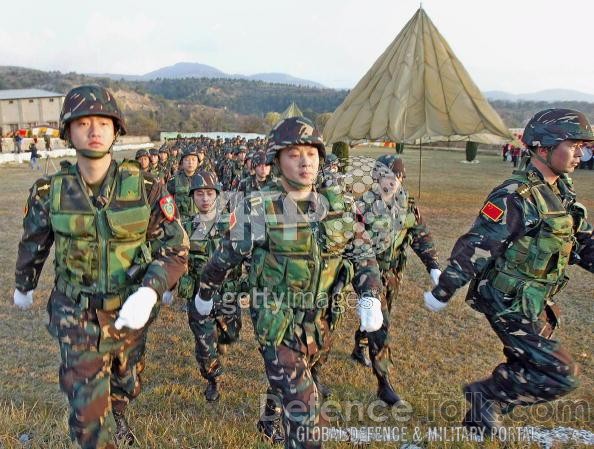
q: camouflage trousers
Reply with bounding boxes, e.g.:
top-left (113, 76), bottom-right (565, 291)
top-left (258, 314), bottom-right (333, 449)
top-left (47, 289), bottom-right (154, 449)
top-left (354, 268), bottom-right (399, 377)
top-left (470, 304), bottom-right (578, 413)
top-left (187, 293), bottom-right (242, 380)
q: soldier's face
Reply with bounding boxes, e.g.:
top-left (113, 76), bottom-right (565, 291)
top-left (379, 173), bottom-right (401, 198)
top-left (197, 152), bottom-right (205, 162)
top-left (159, 153), bottom-right (168, 162)
top-left (549, 140), bottom-right (585, 173)
top-left (182, 155), bottom-right (198, 174)
top-left (137, 155), bottom-right (149, 169)
top-left (278, 145), bottom-right (319, 186)
top-left (237, 151), bottom-right (246, 161)
top-left (193, 188), bottom-right (217, 213)
top-left (69, 116), bottom-right (115, 153)
top-left (255, 163), bottom-right (271, 180)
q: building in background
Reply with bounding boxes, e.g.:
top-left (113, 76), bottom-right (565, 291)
top-left (0, 89), bottom-right (64, 136)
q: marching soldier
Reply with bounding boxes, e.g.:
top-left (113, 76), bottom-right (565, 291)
top-left (13, 85), bottom-right (188, 449)
top-left (423, 109), bottom-right (594, 433)
top-left (179, 171), bottom-right (243, 402)
top-left (167, 146), bottom-right (200, 226)
top-left (195, 117), bottom-right (385, 448)
top-left (351, 154), bottom-right (440, 404)
top-left (135, 148), bottom-right (150, 173)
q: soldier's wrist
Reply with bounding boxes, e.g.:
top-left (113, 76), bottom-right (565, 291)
top-left (431, 286), bottom-right (451, 303)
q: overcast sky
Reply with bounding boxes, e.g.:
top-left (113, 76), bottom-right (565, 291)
top-left (1, 0), bottom-right (593, 93)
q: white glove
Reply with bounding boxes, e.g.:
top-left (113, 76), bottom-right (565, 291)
top-left (430, 269), bottom-right (442, 287)
top-left (423, 291), bottom-right (448, 312)
top-left (194, 291), bottom-right (213, 316)
top-left (357, 296), bottom-right (383, 333)
top-left (114, 287), bottom-right (157, 330)
top-left (162, 290), bottom-right (174, 305)
top-left (13, 289), bottom-right (34, 310)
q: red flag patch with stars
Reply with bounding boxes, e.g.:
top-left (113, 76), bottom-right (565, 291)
top-left (481, 201), bottom-right (504, 222)
top-left (159, 194), bottom-right (176, 222)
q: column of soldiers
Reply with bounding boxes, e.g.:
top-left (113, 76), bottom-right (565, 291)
top-left (13, 84), bottom-right (594, 449)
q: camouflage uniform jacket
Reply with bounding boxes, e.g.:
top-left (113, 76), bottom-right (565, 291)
top-left (432, 165), bottom-right (593, 308)
top-left (15, 160), bottom-right (189, 299)
top-left (361, 186), bottom-right (438, 273)
top-left (199, 181), bottom-right (383, 351)
top-left (167, 171), bottom-right (198, 225)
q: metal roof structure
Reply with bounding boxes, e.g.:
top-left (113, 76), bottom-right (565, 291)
top-left (0, 89), bottom-right (64, 100)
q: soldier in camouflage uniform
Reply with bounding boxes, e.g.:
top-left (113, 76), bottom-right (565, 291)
top-left (167, 146), bottom-right (200, 227)
top-left (196, 117), bottom-right (384, 448)
top-left (148, 148), bottom-right (160, 177)
top-left (178, 171), bottom-right (243, 401)
top-left (236, 150), bottom-right (273, 195)
top-left (351, 154), bottom-right (441, 404)
top-left (423, 109), bottom-right (594, 433)
top-left (135, 148), bottom-right (150, 173)
top-left (158, 146), bottom-right (173, 181)
top-left (218, 148), bottom-right (235, 190)
top-left (13, 85), bottom-right (189, 449)
top-left (196, 145), bottom-right (215, 173)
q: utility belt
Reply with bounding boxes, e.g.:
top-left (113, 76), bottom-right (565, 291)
top-left (55, 276), bottom-right (130, 311)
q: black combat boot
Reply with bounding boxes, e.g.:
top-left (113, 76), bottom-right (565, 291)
top-left (257, 398), bottom-right (285, 445)
top-left (462, 382), bottom-right (503, 435)
top-left (311, 365), bottom-right (331, 399)
top-left (113, 410), bottom-right (136, 446)
top-left (351, 330), bottom-right (371, 367)
top-left (204, 378), bottom-right (220, 402)
top-left (375, 371), bottom-right (401, 406)
top-left (201, 360), bottom-right (223, 402)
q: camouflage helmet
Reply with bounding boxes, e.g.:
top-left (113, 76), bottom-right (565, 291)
top-left (266, 117), bottom-right (326, 164)
top-left (159, 146), bottom-right (170, 154)
top-left (374, 154), bottom-right (405, 178)
top-left (135, 149), bottom-right (149, 159)
top-left (252, 150), bottom-right (269, 166)
top-left (188, 170), bottom-right (221, 194)
top-left (181, 145), bottom-right (199, 160)
top-left (325, 153), bottom-right (339, 165)
top-left (149, 148), bottom-right (160, 156)
top-left (59, 85), bottom-right (126, 139)
top-left (522, 108), bottom-right (594, 148)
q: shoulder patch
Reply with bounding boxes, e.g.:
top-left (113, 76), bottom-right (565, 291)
top-left (481, 201), bottom-right (504, 222)
top-left (228, 211), bottom-right (237, 229)
top-left (159, 194), bottom-right (176, 222)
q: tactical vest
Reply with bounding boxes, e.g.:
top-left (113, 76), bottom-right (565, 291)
top-left (486, 171), bottom-right (574, 319)
top-left (174, 173), bottom-right (198, 220)
top-left (372, 193), bottom-right (417, 271)
top-left (50, 161), bottom-right (151, 297)
top-left (249, 186), bottom-right (354, 310)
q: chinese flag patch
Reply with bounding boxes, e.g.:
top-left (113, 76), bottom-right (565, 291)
top-left (481, 201), bottom-right (504, 222)
top-left (228, 211), bottom-right (237, 229)
top-left (159, 195), bottom-right (176, 222)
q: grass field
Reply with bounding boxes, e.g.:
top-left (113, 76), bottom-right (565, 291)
top-left (0, 148), bottom-right (592, 449)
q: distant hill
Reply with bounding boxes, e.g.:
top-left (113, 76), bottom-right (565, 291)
top-left (90, 62), bottom-right (325, 88)
top-left (485, 89), bottom-right (594, 103)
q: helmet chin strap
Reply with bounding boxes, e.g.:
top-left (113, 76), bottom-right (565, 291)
top-left (283, 176), bottom-right (312, 190)
top-left (72, 134), bottom-right (118, 160)
top-left (531, 145), bottom-right (564, 176)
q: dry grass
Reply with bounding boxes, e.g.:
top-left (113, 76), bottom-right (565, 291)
top-left (0, 148), bottom-right (592, 448)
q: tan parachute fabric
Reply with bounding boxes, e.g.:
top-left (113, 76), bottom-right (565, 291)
top-left (280, 102), bottom-right (304, 120)
top-left (323, 8), bottom-right (511, 145)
